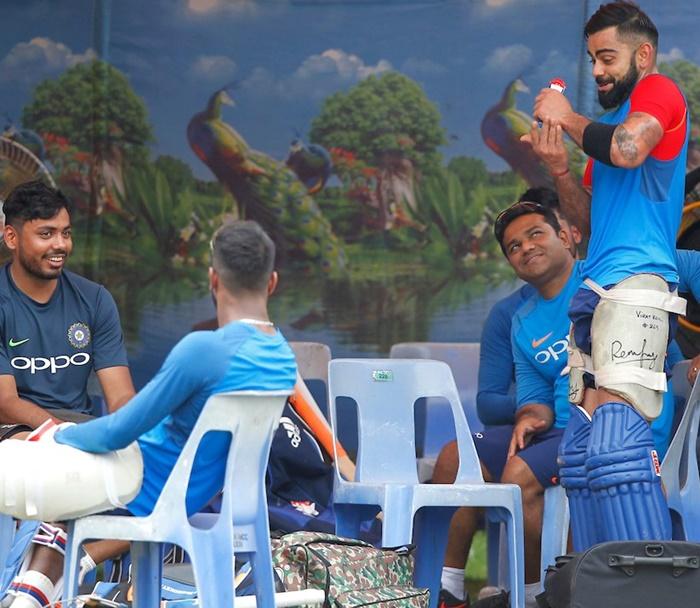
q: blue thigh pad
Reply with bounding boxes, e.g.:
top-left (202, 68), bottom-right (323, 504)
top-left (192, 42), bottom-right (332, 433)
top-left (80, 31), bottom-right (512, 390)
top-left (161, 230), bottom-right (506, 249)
top-left (586, 401), bottom-right (671, 541)
top-left (558, 405), bottom-right (601, 551)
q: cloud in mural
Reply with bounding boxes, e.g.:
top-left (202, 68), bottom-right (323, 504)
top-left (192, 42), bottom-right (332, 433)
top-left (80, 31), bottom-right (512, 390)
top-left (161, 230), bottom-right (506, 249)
top-left (189, 55), bottom-right (237, 81)
top-left (0, 37), bottom-right (95, 86)
top-left (401, 57), bottom-right (448, 77)
top-left (482, 44), bottom-right (533, 75)
top-left (658, 47), bottom-right (685, 63)
top-left (184, 0), bottom-right (272, 18)
top-left (242, 49), bottom-right (392, 100)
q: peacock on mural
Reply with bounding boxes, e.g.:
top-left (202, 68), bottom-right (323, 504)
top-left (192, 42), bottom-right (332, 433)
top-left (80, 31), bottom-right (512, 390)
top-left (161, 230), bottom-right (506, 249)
top-left (187, 89), bottom-right (346, 272)
top-left (481, 78), bottom-right (554, 188)
top-left (286, 136), bottom-right (332, 195)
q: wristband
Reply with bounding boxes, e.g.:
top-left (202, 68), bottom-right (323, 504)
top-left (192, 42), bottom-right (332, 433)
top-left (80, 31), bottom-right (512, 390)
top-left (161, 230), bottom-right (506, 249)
top-left (582, 121), bottom-right (616, 166)
top-left (551, 167), bottom-right (570, 178)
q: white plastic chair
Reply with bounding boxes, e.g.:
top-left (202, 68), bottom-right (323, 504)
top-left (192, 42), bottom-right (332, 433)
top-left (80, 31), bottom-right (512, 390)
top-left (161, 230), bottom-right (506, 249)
top-left (62, 390), bottom-right (295, 608)
top-left (662, 360), bottom-right (700, 541)
top-left (329, 359), bottom-right (524, 608)
top-left (289, 342), bottom-right (331, 386)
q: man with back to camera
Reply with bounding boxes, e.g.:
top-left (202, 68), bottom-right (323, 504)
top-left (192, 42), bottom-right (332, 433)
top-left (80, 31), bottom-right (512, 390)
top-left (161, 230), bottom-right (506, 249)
top-left (523, 0), bottom-right (689, 547)
top-left (0, 219), bottom-right (298, 607)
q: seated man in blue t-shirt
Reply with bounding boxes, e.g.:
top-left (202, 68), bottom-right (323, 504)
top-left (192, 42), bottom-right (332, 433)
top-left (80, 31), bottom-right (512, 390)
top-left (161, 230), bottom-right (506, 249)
top-left (0, 220), bottom-right (298, 608)
top-left (0, 180), bottom-right (135, 427)
top-left (477, 187), bottom-right (580, 427)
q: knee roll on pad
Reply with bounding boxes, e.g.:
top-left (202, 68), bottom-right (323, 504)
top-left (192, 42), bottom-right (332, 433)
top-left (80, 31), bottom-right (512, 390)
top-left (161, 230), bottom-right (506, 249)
top-left (587, 274), bottom-right (686, 421)
top-left (557, 405), bottom-right (600, 551)
top-left (586, 402), bottom-right (671, 541)
top-left (0, 439), bottom-right (143, 521)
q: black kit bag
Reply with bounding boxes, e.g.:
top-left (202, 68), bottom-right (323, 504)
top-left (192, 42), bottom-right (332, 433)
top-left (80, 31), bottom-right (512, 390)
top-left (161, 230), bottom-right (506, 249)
top-left (537, 541), bottom-right (700, 608)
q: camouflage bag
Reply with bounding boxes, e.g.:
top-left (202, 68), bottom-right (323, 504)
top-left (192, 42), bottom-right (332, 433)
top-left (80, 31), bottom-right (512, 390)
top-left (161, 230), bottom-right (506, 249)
top-left (271, 531), bottom-right (429, 608)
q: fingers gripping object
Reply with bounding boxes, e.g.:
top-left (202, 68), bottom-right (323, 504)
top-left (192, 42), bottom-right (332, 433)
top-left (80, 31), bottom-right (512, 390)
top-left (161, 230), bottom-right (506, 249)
top-left (0, 429), bottom-right (143, 521)
top-left (587, 274), bottom-right (686, 420)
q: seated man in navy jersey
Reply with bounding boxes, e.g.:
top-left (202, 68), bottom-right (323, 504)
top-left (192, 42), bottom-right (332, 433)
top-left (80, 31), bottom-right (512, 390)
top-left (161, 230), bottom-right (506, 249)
top-left (0, 219), bottom-right (297, 608)
top-left (0, 180), bottom-right (134, 429)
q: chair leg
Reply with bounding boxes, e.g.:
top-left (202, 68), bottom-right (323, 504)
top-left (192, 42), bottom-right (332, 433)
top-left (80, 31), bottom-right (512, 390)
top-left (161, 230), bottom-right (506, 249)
top-left (190, 535), bottom-right (234, 608)
top-left (130, 542), bottom-right (162, 608)
top-left (503, 506), bottom-right (524, 608)
top-left (485, 515), bottom-right (503, 586)
top-left (412, 507), bottom-right (454, 608)
top-left (62, 523), bottom-right (82, 602)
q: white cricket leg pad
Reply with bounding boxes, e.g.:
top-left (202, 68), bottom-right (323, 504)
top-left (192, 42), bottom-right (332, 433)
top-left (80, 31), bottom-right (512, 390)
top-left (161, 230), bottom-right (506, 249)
top-left (564, 324), bottom-right (593, 405)
top-left (586, 275), bottom-right (685, 420)
top-left (6, 570), bottom-right (53, 608)
top-left (0, 439), bottom-right (143, 521)
top-left (31, 523), bottom-right (66, 556)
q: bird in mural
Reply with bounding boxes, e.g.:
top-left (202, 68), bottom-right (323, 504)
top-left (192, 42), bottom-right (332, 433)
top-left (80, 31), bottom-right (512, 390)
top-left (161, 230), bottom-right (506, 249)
top-left (480, 78), bottom-right (553, 187)
top-left (285, 136), bottom-right (332, 195)
top-left (187, 88), bottom-right (346, 272)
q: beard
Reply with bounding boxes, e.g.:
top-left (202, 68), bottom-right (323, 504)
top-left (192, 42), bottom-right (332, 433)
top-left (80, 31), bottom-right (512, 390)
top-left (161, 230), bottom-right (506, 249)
top-left (17, 249), bottom-right (65, 280)
top-left (597, 58), bottom-right (639, 109)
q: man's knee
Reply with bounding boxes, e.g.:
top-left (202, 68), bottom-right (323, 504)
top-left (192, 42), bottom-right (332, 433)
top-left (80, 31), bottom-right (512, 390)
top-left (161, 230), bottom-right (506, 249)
top-left (501, 456), bottom-right (542, 503)
top-left (432, 440), bottom-right (459, 484)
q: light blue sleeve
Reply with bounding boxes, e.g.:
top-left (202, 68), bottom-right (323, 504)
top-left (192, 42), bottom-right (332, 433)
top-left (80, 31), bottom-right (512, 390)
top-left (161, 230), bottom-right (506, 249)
top-left (55, 332), bottom-right (228, 453)
top-left (676, 249), bottom-right (700, 300)
top-left (512, 322), bottom-right (554, 412)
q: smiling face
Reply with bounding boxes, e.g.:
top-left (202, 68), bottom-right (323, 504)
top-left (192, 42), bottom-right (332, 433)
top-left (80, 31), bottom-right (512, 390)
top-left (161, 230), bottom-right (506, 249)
top-left (4, 208), bottom-right (73, 281)
top-left (502, 213), bottom-right (571, 286)
top-left (587, 26), bottom-right (645, 109)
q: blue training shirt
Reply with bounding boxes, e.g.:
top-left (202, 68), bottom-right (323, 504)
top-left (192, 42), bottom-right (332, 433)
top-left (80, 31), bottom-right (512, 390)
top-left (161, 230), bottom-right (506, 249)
top-left (477, 283), bottom-right (535, 426)
top-left (512, 262), bottom-right (582, 428)
top-left (55, 321), bottom-right (297, 516)
top-left (583, 77), bottom-right (689, 288)
top-left (0, 264), bottom-right (128, 413)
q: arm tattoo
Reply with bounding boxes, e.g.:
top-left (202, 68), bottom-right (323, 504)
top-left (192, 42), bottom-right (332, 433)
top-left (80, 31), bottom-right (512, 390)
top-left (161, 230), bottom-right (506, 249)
top-left (614, 125), bottom-right (638, 163)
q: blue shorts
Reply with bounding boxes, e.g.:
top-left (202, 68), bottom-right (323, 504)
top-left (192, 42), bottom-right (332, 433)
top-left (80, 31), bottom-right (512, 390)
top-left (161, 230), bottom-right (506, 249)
top-left (568, 283), bottom-right (678, 374)
top-left (473, 425), bottom-right (565, 489)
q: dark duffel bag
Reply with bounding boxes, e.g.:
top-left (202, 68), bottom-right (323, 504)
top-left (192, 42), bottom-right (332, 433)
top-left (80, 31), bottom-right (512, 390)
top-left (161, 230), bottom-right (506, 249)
top-left (537, 541), bottom-right (700, 608)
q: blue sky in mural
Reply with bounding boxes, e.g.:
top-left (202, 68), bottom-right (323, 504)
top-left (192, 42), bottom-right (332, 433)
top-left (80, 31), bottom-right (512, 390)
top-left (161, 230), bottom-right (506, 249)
top-left (1, 0), bottom-right (699, 179)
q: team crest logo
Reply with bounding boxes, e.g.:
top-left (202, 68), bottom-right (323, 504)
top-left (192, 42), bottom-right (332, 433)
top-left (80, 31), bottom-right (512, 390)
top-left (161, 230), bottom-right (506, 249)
top-left (67, 323), bottom-right (91, 349)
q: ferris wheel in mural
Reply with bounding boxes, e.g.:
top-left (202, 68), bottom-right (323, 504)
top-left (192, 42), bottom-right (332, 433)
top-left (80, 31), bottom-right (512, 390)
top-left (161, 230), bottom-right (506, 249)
top-left (0, 121), bottom-right (55, 240)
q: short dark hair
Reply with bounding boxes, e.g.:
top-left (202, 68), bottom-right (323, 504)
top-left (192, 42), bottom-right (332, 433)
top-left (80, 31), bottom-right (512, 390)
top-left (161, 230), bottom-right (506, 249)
top-left (210, 220), bottom-right (275, 292)
top-left (3, 180), bottom-right (72, 227)
top-left (518, 186), bottom-right (560, 211)
top-left (584, 1), bottom-right (658, 48)
top-left (494, 201), bottom-right (562, 256)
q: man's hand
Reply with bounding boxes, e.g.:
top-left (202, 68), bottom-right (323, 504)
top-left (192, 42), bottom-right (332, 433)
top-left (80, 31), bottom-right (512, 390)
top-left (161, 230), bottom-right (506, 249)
top-left (521, 119), bottom-right (569, 176)
top-left (688, 354), bottom-right (700, 386)
top-left (507, 403), bottom-right (554, 459)
top-left (533, 87), bottom-right (574, 126)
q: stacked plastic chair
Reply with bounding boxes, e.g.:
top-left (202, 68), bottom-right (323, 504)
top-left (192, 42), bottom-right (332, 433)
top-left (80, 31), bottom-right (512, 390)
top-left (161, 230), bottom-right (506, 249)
top-left (329, 358), bottom-right (524, 608)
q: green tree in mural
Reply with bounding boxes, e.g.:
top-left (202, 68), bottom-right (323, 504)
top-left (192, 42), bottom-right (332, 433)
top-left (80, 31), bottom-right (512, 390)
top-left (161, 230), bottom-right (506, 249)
top-left (22, 60), bottom-right (153, 216)
top-left (311, 72), bottom-right (446, 229)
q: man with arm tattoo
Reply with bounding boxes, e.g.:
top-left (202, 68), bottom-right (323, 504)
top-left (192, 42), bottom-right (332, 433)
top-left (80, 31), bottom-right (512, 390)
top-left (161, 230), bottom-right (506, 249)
top-left (522, 1), bottom-right (690, 548)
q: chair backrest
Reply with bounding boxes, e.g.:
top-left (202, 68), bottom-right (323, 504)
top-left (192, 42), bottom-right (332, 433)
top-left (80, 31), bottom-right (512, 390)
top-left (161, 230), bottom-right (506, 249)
top-left (290, 342), bottom-right (331, 385)
top-left (390, 342), bottom-right (482, 452)
top-left (661, 372), bottom-right (700, 511)
top-left (150, 390), bottom-right (291, 524)
top-left (328, 358), bottom-right (483, 485)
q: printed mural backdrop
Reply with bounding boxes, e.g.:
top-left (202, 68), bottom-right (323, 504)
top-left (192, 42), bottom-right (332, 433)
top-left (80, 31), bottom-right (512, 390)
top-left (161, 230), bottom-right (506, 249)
top-left (2, 0), bottom-right (700, 388)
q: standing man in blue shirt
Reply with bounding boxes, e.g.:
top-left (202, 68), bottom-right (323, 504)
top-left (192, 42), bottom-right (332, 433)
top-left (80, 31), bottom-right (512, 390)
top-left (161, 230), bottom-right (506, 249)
top-left (525, 2), bottom-right (689, 546)
top-left (0, 180), bottom-right (134, 428)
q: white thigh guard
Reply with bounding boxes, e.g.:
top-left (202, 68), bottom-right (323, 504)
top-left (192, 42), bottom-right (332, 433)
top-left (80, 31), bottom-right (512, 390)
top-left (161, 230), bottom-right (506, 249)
top-left (566, 324), bottom-right (593, 405)
top-left (0, 439), bottom-right (143, 521)
top-left (587, 274), bottom-right (687, 420)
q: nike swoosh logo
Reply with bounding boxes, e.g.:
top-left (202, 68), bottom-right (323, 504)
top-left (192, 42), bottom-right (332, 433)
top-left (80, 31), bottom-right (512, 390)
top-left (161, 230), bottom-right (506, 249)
top-left (531, 332), bottom-right (553, 349)
top-left (8, 338), bottom-right (29, 347)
